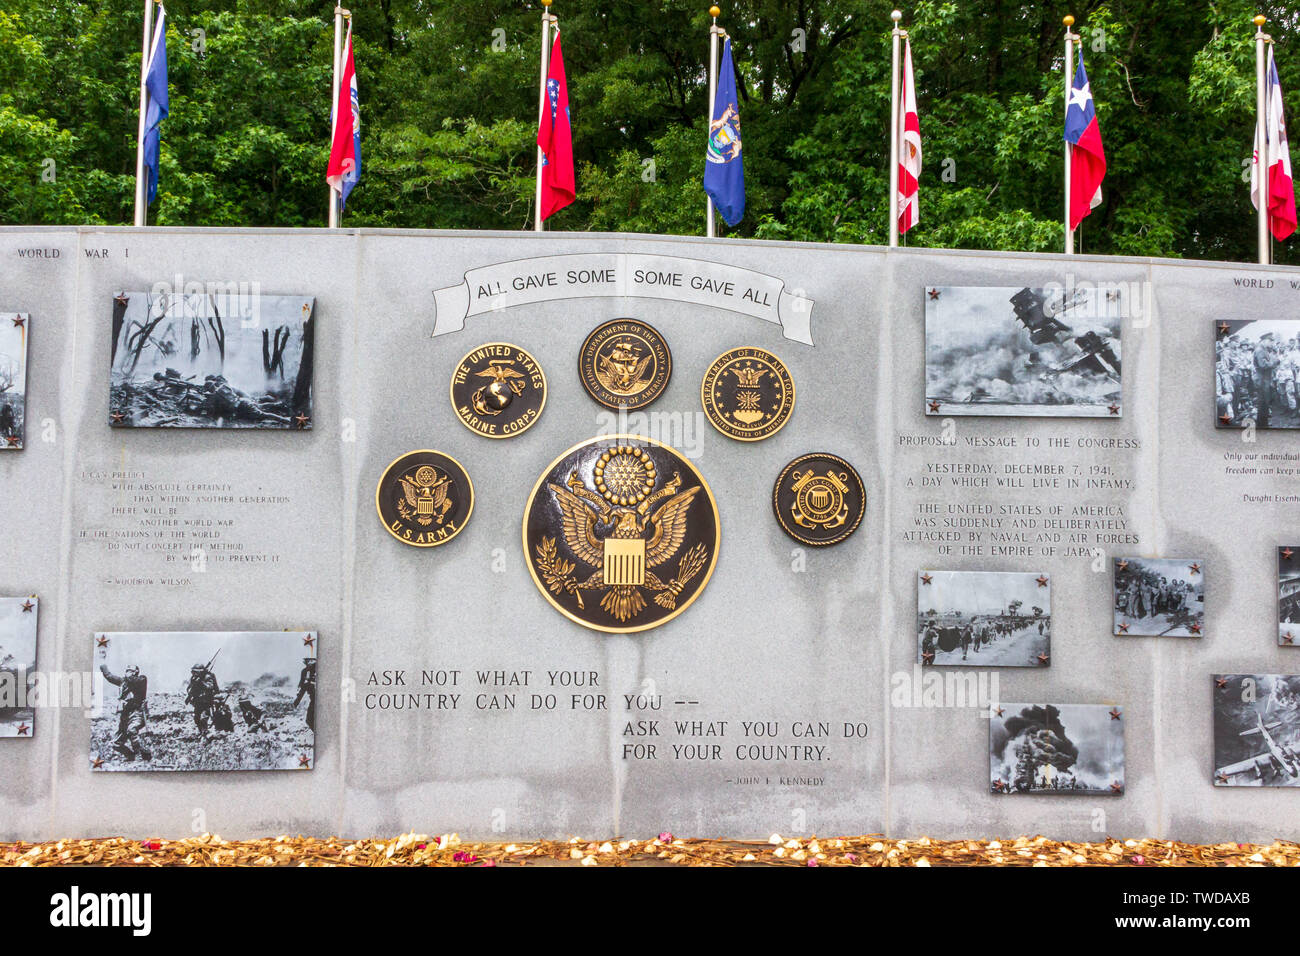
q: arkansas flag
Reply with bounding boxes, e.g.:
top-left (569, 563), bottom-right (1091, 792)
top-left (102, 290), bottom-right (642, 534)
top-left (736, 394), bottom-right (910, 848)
top-left (537, 34), bottom-right (575, 220)
top-left (1064, 54), bottom-right (1106, 231)
top-left (326, 23), bottom-right (361, 209)
top-left (1252, 46), bottom-right (1297, 241)
top-left (897, 37), bottom-right (921, 234)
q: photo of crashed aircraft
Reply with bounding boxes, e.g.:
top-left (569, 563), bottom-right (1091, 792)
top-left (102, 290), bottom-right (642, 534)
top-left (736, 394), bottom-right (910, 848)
top-left (925, 285), bottom-right (1123, 417)
top-left (1214, 674), bottom-right (1300, 787)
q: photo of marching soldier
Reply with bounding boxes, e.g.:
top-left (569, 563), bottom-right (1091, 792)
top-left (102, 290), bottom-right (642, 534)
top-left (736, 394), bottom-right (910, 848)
top-left (109, 290), bottom-right (314, 429)
top-left (0, 313), bottom-right (29, 450)
top-left (1215, 320), bottom-right (1300, 430)
top-left (990, 703), bottom-right (1125, 795)
top-left (1214, 675), bottom-right (1300, 787)
top-left (917, 570), bottom-right (1050, 667)
top-left (91, 631), bottom-right (317, 771)
top-left (0, 597), bottom-right (38, 738)
top-left (1112, 557), bottom-right (1204, 637)
top-left (1278, 547), bottom-right (1300, 647)
top-left (925, 286), bottom-right (1123, 417)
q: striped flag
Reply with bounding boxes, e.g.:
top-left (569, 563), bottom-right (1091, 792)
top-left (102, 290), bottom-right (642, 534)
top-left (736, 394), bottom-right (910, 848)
top-left (1064, 53), bottom-right (1106, 230)
top-left (1252, 46), bottom-right (1296, 241)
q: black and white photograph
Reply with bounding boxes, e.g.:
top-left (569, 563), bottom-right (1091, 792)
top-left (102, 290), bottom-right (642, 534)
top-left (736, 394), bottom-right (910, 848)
top-left (917, 570), bottom-right (1050, 667)
top-left (1216, 319), bottom-right (1300, 429)
top-left (990, 703), bottom-right (1125, 795)
top-left (91, 630), bottom-right (317, 771)
top-left (925, 285), bottom-right (1122, 417)
top-left (1278, 547), bottom-right (1300, 646)
top-left (109, 290), bottom-right (314, 429)
top-left (0, 597), bottom-right (38, 738)
top-left (1113, 557), bottom-right (1204, 636)
top-left (0, 313), bottom-right (29, 449)
top-left (1214, 675), bottom-right (1300, 787)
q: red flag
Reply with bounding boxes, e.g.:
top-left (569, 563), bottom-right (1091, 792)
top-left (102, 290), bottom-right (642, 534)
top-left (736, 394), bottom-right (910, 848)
top-left (537, 34), bottom-right (575, 220)
top-left (1252, 47), bottom-right (1297, 241)
top-left (326, 25), bottom-right (360, 206)
top-left (897, 37), bottom-right (921, 234)
top-left (1064, 55), bottom-right (1105, 231)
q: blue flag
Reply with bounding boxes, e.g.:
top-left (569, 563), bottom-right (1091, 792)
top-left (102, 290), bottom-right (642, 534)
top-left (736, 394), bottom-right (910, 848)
top-left (703, 38), bottom-right (744, 227)
top-left (143, 6), bottom-right (169, 205)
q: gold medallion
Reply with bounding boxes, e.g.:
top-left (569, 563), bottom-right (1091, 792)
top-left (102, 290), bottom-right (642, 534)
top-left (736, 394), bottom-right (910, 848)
top-left (523, 435), bottom-right (720, 633)
top-left (376, 449), bottom-right (474, 548)
top-left (772, 453), bottom-right (865, 547)
top-left (578, 319), bottom-right (672, 409)
top-left (701, 346), bottom-right (795, 441)
top-left (450, 342), bottom-right (547, 438)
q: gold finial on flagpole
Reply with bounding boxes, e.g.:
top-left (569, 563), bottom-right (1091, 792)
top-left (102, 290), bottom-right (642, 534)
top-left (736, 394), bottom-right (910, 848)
top-left (709, 6), bottom-right (720, 17)
top-left (1063, 14), bottom-right (1074, 27)
top-left (542, 0), bottom-right (552, 6)
top-left (1254, 14), bottom-right (1266, 26)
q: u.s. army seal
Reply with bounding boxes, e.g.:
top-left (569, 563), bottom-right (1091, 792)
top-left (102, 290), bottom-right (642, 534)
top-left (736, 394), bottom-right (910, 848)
top-left (578, 319), bottom-right (672, 410)
top-left (772, 453), bottom-right (865, 547)
top-left (450, 342), bottom-right (547, 438)
top-left (376, 450), bottom-right (474, 548)
top-left (523, 435), bottom-right (719, 633)
top-left (701, 346), bottom-right (795, 441)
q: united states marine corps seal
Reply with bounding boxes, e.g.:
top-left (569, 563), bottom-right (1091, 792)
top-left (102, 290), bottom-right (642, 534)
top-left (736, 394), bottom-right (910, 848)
top-left (523, 436), bottom-right (719, 633)
top-left (376, 450), bottom-right (474, 547)
top-left (772, 453), bottom-right (864, 547)
top-left (578, 319), bottom-right (672, 409)
top-left (450, 342), bottom-right (546, 438)
top-left (701, 347), bottom-right (795, 441)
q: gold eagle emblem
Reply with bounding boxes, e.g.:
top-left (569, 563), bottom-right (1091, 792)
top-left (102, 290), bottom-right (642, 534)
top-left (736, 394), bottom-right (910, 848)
top-left (396, 465), bottom-right (452, 527)
top-left (537, 445), bottom-right (709, 623)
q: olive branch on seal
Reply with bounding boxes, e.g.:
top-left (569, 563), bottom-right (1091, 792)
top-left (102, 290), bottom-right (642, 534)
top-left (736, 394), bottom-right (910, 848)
top-left (536, 536), bottom-right (585, 609)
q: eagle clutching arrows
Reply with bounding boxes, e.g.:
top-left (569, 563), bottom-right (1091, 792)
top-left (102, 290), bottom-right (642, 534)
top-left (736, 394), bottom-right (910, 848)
top-left (542, 445), bottom-right (708, 623)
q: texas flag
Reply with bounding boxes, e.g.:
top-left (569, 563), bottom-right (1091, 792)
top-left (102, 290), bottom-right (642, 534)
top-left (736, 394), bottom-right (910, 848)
top-left (1252, 46), bottom-right (1297, 241)
top-left (1064, 54), bottom-right (1106, 231)
top-left (537, 33), bottom-right (575, 220)
top-left (326, 23), bottom-right (361, 209)
top-left (897, 36), bottom-right (921, 234)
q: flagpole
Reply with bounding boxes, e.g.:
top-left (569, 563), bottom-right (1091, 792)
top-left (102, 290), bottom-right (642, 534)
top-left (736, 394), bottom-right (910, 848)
top-left (133, 0), bottom-right (158, 227)
top-left (535, 0), bottom-right (555, 232)
top-left (1063, 15), bottom-right (1077, 255)
top-left (1255, 14), bottom-right (1270, 265)
top-left (888, 11), bottom-right (903, 247)
top-left (706, 7), bottom-right (723, 238)
top-left (328, 7), bottom-right (347, 229)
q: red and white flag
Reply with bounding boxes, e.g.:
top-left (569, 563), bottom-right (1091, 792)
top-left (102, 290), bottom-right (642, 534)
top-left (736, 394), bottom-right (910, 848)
top-left (897, 37), bottom-right (921, 234)
top-left (1252, 46), bottom-right (1297, 241)
top-left (326, 23), bottom-right (360, 207)
top-left (537, 33), bottom-right (575, 220)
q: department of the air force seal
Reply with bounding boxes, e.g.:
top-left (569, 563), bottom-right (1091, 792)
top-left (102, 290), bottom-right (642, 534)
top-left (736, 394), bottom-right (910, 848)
top-left (578, 319), bottom-right (672, 410)
top-left (523, 436), bottom-right (719, 633)
top-left (376, 450), bottom-right (474, 547)
top-left (450, 342), bottom-right (547, 438)
top-left (772, 453), bottom-right (865, 547)
top-left (701, 347), bottom-right (795, 441)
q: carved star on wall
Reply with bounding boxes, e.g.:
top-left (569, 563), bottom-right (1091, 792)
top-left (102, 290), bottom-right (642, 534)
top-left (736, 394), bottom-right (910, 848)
top-left (1037, 653), bottom-right (1049, 665)
top-left (927, 401), bottom-right (940, 413)
top-left (294, 414), bottom-right (310, 428)
top-left (114, 294), bottom-right (129, 306)
top-left (1218, 413), bottom-right (1233, 425)
top-left (1117, 621), bottom-right (1129, 633)
top-left (1108, 404), bottom-right (1119, 415)
top-left (16, 723), bottom-right (29, 736)
top-left (1188, 563), bottom-right (1200, 574)
top-left (1189, 622), bottom-right (1202, 634)
top-left (1036, 575), bottom-right (1048, 587)
top-left (298, 755), bottom-right (311, 769)
top-left (1110, 781), bottom-right (1123, 793)
top-left (11, 316), bottom-right (24, 329)
top-left (1109, 708), bottom-right (1122, 720)
top-left (1284, 548), bottom-right (1295, 561)
top-left (921, 651), bottom-right (935, 664)
top-left (1215, 677), bottom-right (1228, 689)
top-left (993, 706), bottom-right (1004, 717)
top-left (91, 756), bottom-right (104, 769)
top-left (928, 288), bottom-right (940, 300)
top-left (21, 600), bottom-right (33, 612)
top-left (302, 634), bottom-right (315, 648)
top-left (96, 635), bottom-right (109, 648)
top-left (920, 573), bottom-right (932, 585)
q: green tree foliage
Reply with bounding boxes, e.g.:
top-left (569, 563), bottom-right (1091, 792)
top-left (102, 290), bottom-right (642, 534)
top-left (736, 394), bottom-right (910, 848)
top-left (0, 0), bottom-right (1294, 263)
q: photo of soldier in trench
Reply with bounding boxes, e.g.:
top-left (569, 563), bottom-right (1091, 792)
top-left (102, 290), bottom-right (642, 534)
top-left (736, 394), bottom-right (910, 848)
top-left (109, 291), bottom-right (314, 429)
top-left (92, 631), bottom-right (317, 771)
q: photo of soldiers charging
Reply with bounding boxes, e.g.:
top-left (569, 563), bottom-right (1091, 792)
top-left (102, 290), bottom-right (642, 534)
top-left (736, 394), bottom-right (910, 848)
top-left (92, 631), bottom-right (318, 771)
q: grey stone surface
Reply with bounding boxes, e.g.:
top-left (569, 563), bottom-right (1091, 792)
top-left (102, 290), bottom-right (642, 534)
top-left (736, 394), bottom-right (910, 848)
top-left (0, 225), bottom-right (1297, 842)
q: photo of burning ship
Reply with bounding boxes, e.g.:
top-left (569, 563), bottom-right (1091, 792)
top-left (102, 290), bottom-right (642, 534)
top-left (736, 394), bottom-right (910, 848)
top-left (926, 286), bottom-right (1122, 417)
top-left (0, 597), bottom-right (38, 738)
top-left (0, 313), bottom-right (29, 450)
top-left (109, 291), bottom-right (314, 429)
top-left (990, 703), bottom-right (1125, 795)
top-left (1214, 675), bottom-right (1300, 787)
